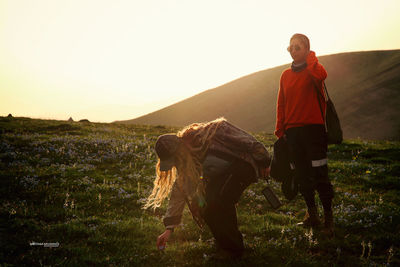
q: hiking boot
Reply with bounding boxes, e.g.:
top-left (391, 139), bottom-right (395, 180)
top-left (322, 210), bottom-right (334, 238)
top-left (297, 207), bottom-right (321, 228)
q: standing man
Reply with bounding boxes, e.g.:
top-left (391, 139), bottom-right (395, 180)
top-left (275, 33), bottom-right (334, 236)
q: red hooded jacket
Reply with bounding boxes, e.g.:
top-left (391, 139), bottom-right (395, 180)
top-left (275, 51), bottom-right (327, 138)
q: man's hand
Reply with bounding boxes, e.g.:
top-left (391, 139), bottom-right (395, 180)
top-left (156, 229), bottom-right (172, 250)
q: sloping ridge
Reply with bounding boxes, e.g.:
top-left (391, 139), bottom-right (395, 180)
top-left (118, 50), bottom-right (400, 140)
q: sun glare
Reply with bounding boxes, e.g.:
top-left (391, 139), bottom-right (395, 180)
top-left (0, 0), bottom-right (399, 122)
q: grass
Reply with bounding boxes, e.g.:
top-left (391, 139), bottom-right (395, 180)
top-left (1, 116), bottom-right (399, 266)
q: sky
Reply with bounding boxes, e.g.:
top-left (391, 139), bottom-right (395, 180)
top-left (1, 0), bottom-right (399, 122)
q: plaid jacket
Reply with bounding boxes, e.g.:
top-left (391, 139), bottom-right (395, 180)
top-left (163, 119), bottom-right (270, 229)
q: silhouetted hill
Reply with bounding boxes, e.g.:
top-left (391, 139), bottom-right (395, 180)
top-left (117, 50), bottom-right (400, 140)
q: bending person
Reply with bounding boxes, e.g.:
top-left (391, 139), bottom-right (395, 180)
top-left (144, 118), bottom-right (270, 258)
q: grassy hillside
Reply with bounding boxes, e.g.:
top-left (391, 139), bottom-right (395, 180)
top-left (120, 50), bottom-right (400, 141)
top-left (1, 117), bottom-right (399, 266)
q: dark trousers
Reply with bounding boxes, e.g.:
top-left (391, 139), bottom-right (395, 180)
top-left (285, 125), bottom-right (334, 212)
top-left (202, 159), bottom-right (255, 256)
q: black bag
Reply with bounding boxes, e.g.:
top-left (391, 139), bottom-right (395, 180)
top-left (270, 138), bottom-right (292, 182)
top-left (269, 138), bottom-right (298, 201)
top-left (315, 82), bottom-right (343, 144)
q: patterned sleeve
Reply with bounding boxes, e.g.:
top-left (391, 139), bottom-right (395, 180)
top-left (163, 181), bottom-right (186, 229)
top-left (218, 121), bottom-right (270, 167)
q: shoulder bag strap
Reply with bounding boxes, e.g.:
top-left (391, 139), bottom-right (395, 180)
top-left (323, 82), bottom-right (330, 101)
top-left (312, 79), bottom-right (328, 122)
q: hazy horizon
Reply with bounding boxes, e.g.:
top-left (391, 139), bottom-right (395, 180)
top-left (1, 0), bottom-right (400, 123)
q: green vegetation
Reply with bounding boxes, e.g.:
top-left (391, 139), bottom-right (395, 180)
top-left (1, 117), bottom-right (399, 266)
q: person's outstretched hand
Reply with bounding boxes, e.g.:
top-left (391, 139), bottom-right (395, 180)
top-left (157, 229), bottom-right (172, 250)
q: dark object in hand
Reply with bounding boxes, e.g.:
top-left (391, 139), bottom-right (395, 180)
top-left (262, 186), bottom-right (282, 209)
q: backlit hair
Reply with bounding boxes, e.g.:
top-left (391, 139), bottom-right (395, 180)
top-left (144, 118), bottom-right (226, 210)
top-left (290, 33), bottom-right (310, 51)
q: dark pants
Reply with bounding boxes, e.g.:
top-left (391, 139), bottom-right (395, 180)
top-left (285, 125), bottom-right (334, 212)
top-left (202, 159), bottom-right (255, 256)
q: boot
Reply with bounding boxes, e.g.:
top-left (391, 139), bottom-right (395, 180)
top-left (297, 206), bottom-right (321, 228)
top-left (323, 210), bottom-right (334, 238)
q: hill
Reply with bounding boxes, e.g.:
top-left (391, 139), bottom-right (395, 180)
top-left (118, 50), bottom-right (400, 140)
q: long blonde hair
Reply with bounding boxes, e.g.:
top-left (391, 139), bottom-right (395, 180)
top-left (144, 118), bottom-right (226, 210)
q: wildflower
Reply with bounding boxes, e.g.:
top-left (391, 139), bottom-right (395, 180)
top-left (336, 247), bottom-right (341, 259)
top-left (387, 246), bottom-right (394, 265)
top-left (64, 193), bottom-right (70, 208)
top-left (9, 208), bottom-right (16, 215)
top-left (367, 241), bottom-right (372, 259)
top-left (247, 189), bottom-right (255, 197)
top-left (305, 228), bottom-right (314, 246)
